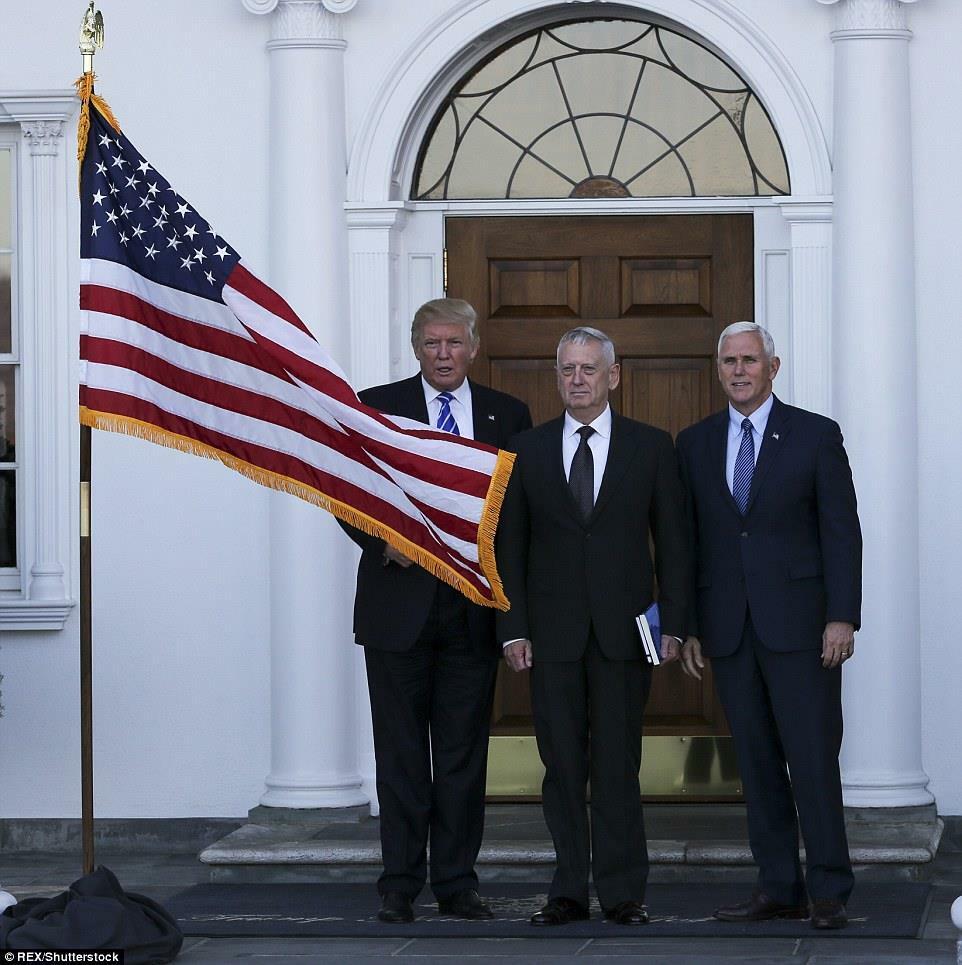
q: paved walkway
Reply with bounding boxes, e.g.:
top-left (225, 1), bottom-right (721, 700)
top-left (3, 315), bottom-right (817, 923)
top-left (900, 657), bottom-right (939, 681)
top-left (2, 810), bottom-right (959, 963)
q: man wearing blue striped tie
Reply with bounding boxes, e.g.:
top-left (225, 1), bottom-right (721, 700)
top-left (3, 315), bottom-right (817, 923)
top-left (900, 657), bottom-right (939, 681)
top-left (342, 298), bottom-right (531, 924)
top-left (677, 322), bottom-right (862, 932)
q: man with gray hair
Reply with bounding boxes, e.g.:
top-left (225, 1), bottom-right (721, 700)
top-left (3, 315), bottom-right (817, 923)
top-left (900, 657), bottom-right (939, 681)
top-left (343, 298), bottom-right (531, 924)
top-left (497, 326), bottom-right (688, 926)
top-left (677, 321), bottom-right (862, 930)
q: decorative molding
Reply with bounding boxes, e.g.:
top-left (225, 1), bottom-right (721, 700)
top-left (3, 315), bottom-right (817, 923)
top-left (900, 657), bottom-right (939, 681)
top-left (0, 600), bottom-right (74, 631)
top-left (20, 119), bottom-right (63, 157)
top-left (243, 0), bottom-right (356, 43)
top-left (242, 0), bottom-right (357, 11)
top-left (0, 90), bottom-right (75, 629)
top-left (816, 0), bottom-right (920, 32)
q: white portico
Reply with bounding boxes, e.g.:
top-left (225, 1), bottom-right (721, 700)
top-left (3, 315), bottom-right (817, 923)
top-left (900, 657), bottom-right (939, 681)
top-left (227, 0), bottom-right (935, 828)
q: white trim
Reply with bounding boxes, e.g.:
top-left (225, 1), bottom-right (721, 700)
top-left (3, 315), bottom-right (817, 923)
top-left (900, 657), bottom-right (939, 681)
top-left (347, 0), bottom-right (832, 203)
top-left (0, 90), bottom-right (77, 629)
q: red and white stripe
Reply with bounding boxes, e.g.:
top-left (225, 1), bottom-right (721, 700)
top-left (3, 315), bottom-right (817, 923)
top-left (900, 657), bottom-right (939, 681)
top-left (80, 257), bottom-right (506, 602)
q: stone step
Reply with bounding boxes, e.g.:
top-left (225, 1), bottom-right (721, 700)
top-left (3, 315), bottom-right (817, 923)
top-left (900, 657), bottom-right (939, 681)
top-left (198, 804), bottom-right (944, 884)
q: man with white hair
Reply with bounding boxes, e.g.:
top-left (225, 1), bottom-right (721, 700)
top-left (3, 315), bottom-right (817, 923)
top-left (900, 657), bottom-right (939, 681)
top-left (497, 326), bottom-right (688, 926)
top-left (677, 321), bottom-right (862, 930)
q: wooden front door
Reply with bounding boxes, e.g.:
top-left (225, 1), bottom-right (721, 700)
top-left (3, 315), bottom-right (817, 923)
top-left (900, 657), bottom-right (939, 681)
top-left (446, 215), bottom-right (753, 781)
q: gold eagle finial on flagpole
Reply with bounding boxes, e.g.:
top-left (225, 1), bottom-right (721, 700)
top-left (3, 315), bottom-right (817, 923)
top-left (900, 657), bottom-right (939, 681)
top-left (79, 1), bottom-right (104, 74)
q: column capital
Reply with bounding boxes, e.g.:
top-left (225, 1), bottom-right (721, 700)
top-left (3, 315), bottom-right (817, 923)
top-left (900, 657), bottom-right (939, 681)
top-left (816, 0), bottom-right (920, 34)
top-left (20, 119), bottom-right (64, 157)
top-left (241, 0), bottom-right (357, 46)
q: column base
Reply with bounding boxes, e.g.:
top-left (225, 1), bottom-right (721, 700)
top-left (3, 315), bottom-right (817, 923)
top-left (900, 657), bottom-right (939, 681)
top-left (843, 771), bottom-right (935, 807)
top-left (259, 778), bottom-right (368, 810)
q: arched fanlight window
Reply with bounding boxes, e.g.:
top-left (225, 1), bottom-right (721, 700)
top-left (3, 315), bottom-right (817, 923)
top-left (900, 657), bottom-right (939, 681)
top-left (413, 18), bottom-right (789, 200)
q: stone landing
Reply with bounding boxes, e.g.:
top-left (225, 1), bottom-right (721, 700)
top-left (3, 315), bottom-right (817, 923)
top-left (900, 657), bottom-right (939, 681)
top-left (199, 803), bottom-right (943, 884)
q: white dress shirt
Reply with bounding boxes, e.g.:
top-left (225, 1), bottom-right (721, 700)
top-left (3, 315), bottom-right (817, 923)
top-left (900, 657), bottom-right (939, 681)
top-left (725, 393), bottom-right (774, 495)
top-left (562, 405), bottom-right (612, 503)
top-left (422, 376), bottom-right (474, 440)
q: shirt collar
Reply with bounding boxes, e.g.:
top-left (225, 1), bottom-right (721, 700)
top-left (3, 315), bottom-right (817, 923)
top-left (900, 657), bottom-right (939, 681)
top-left (728, 392), bottom-right (774, 434)
top-left (564, 404), bottom-right (612, 439)
top-left (422, 375), bottom-right (471, 407)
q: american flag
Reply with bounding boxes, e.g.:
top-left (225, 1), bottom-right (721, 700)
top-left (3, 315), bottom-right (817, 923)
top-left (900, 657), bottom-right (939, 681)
top-left (78, 96), bottom-right (514, 609)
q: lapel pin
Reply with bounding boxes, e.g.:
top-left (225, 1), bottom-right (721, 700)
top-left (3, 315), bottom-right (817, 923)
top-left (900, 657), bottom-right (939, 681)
top-left (488, 414), bottom-right (495, 420)
top-left (772, 433), bottom-right (779, 440)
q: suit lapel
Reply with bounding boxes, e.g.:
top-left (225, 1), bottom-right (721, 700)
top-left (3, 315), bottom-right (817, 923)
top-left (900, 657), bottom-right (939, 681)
top-left (708, 409), bottom-right (741, 517)
top-left (469, 381), bottom-right (499, 446)
top-left (540, 416), bottom-right (580, 519)
top-left (396, 374), bottom-right (430, 425)
top-left (591, 414), bottom-right (636, 522)
top-left (746, 396), bottom-right (791, 512)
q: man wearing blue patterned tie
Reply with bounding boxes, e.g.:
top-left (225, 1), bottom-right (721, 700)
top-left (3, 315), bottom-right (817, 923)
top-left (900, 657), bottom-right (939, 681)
top-left (341, 299), bottom-right (531, 924)
top-left (677, 322), bottom-right (862, 932)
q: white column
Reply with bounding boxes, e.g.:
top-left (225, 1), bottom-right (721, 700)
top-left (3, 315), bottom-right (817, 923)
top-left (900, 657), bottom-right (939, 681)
top-left (779, 201), bottom-right (833, 416)
top-left (344, 203), bottom-right (407, 810)
top-left (818, 0), bottom-right (932, 806)
top-left (243, 0), bottom-right (366, 809)
top-left (20, 120), bottom-right (69, 604)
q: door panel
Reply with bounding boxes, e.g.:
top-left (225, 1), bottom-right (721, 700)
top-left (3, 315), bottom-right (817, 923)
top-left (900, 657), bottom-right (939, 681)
top-left (445, 214), bottom-right (753, 791)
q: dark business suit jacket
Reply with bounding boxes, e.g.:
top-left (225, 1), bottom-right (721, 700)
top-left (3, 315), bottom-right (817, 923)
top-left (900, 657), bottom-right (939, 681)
top-left (675, 395), bottom-right (862, 657)
top-left (345, 374), bottom-right (532, 652)
top-left (496, 412), bottom-right (689, 658)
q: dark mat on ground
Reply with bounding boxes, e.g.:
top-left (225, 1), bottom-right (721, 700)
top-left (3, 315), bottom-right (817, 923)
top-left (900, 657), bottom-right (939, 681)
top-left (164, 881), bottom-right (931, 938)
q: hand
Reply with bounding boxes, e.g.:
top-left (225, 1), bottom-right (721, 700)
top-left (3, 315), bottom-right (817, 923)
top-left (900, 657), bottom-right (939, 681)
top-left (659, 635), bottom-right (680, 665)
top-left (681, 636), bottom-right (705, 680)
top-left (822, 621), bottom-right (855, 668)
top-left (382, 544), bottom-right (413, 568)
top-left (504, 639), bottom-right (533, 672)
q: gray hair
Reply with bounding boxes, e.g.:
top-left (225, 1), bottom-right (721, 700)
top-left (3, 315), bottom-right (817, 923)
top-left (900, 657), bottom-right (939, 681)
top-left (411, 298), bottom-right (479, 349)
top-left (556, 326), bottom-right (617, 367)
top-left (717, 321), bottom-right (776, 360)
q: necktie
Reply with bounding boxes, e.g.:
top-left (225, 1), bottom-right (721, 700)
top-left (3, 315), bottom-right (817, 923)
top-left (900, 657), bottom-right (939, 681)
top-left (569, 425), bottom-right (595, 520)
top-left (732, 417), bottom-right (754, 514)
top-left (436, 391), bottom-right (460, 436)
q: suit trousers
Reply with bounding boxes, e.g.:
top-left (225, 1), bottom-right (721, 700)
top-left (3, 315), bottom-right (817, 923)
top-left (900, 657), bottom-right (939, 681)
top-left (364, 585), bottom-right (499, 901)
top-left (530, 631), bottom-right (651, 910)
top-left (709, 610), bottom-right (853, 905)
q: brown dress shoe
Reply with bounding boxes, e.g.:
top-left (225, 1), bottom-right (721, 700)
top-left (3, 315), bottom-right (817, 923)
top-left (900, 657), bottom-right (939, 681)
top-left (810, 899), bottom-right (847, 929)
top-left (530, 896), bottom-right (590, 926)
top-left (437, 888), bottom-right (494, 920)
top-left (604, 900), bottom-right (650, 925)
top-left (714, 891), bottom-right (809, 922)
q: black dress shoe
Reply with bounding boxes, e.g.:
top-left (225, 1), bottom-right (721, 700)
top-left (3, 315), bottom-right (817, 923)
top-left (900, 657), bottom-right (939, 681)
top-left (810, 899), bottom-right (847, 929)
top-left (530, 896), bottom-right (590, 926)
top-left (377, 891), bottom-right (414, 923)
top-left (604, 900), bottom-right (650, 925)
top-left (714, 891), bottom-right (809, 922)
top-left (437, 888), bottom-right (494, 920)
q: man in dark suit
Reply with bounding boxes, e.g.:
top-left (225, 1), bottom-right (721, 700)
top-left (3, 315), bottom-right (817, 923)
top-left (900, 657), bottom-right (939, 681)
top-left (344, 298), bottom-right (532, 924)
top-left (677, 321), bottom-right (862, 930)
top-left (497, 327), bottom-right (688, 926)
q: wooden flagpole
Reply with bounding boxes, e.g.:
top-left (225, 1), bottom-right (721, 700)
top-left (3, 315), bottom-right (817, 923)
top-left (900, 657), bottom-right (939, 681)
top-left (79, 0), bottom-right (104, 876)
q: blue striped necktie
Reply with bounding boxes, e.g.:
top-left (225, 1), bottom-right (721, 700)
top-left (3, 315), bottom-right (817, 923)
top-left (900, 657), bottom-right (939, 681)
top-left (732, 417), bottom-right (754, 514)
top-left (436, 391), bottom-right (460, 436)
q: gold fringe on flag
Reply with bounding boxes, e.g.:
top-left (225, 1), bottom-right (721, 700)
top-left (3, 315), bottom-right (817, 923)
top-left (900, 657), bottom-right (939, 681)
top-left (75, 73), bottom-right (122, 193)
top-left (79, 406), bottom-right (514, 610)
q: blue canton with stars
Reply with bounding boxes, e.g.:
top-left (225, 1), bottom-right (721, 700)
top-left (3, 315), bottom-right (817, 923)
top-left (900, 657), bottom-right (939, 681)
top-left (81, 105), bottom-right (241, 301)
